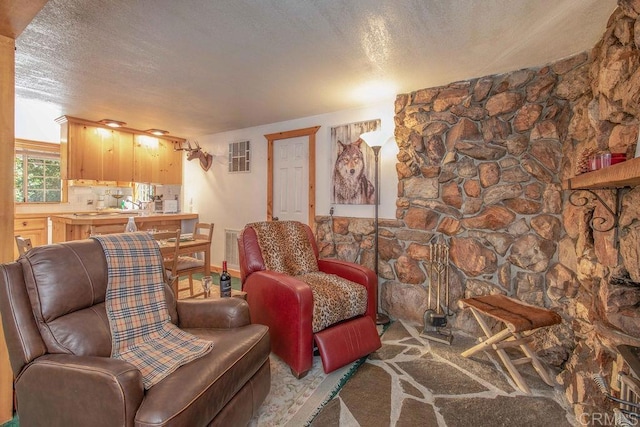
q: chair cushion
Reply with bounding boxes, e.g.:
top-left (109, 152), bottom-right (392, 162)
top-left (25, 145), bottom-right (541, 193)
top-left (298, 272), bottom-right (367, 333)
top-left (249, 221), bottom-right (319, 276)
top-left (176, 256), bottom-right (204, 270)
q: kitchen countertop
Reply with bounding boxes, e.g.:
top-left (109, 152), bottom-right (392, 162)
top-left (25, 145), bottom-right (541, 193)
top-left (50, 211), bottom-right (198, 224)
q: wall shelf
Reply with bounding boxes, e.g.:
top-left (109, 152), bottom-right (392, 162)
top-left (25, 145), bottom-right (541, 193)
top-left (563, 157), bottom-right (640, 190)
top-left (563, 157), bottom-right (640, 240)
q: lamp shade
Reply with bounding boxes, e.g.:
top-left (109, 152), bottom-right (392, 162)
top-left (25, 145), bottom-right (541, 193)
top-left (359, 130), bottom-right (386, 148)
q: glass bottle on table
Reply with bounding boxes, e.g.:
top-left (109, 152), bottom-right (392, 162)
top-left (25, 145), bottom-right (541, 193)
top-left (220, 261), bottom-right (231, 297)
top-left (124, 217), bottom-right (137, 233)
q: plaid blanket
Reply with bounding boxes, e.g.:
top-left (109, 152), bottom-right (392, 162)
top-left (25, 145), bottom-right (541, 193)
top-left (93, 232), bottom-right (213, 389)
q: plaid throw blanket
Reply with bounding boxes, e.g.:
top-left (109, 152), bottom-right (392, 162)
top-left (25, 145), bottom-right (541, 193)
top-left (93, 232), bottom-right (213, 389)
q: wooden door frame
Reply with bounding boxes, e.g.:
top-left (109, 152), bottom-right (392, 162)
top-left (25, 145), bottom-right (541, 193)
top-left (265, 126), bottom-right (320, 227)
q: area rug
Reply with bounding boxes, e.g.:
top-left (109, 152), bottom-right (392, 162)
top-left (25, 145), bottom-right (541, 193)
top-left (249, 353), bottom-right (363, 426)
top-left (309, 320), bottom-right (577, 427)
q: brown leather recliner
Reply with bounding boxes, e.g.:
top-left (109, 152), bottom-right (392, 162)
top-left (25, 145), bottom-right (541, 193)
top-left (0, 239), bottom-right (270, 427)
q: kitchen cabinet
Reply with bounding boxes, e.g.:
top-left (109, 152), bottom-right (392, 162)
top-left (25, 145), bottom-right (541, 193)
top-left (59, 119), bottom-right (134, 182)
top-left (13, 215), bottom-right (48, 259)
top-left (102, 127), bottom-right (134, 181)
top-left (65, 122), bottom-right (101, 180)
top-left (133, 135), bottom-right (183, 185)
top-left (57, 116), bottom-right (185, 185)
top-left (133, 135), bottom-right (157, 183)
top-left (155, 138), bottom-right (183, 185)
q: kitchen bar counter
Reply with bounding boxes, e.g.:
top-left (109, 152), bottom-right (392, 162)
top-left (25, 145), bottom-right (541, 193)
top-left (51, 212), bottom-right (198, 242)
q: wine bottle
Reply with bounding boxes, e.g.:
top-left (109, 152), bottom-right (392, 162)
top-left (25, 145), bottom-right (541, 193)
top-left (220, 261), bottom-right (231, 297)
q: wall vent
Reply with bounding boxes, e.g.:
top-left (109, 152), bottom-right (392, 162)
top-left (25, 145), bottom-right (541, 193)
top-left (224, 229), bottom-right (241, 268)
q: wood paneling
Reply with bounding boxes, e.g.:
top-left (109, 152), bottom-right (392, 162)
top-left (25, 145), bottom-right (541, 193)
top-left (1, 3), bottom-right (48, 421)
top-left (0, 0), bottom-right (48, 39)
top-left (0, 33), bottom-right (15, 425)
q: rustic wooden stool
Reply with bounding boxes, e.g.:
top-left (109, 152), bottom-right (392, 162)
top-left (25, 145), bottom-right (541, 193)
top-left (459, 294), bottom-right (562, 394)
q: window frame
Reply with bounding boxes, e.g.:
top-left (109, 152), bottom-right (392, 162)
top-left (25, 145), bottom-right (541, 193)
top-left (228, 140), bottom-right (251, 173)
top-left (15, 139), bottom-right (67, 204)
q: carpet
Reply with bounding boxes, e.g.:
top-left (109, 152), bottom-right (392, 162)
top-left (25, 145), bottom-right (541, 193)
top-left (249, 353), bottom-right (363, 426)
top-left (308, 320), bottom-right (577, 427)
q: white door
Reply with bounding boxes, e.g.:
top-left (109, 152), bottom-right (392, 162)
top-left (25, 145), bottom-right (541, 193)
top-left (273, 136), bottom-right (308, 223)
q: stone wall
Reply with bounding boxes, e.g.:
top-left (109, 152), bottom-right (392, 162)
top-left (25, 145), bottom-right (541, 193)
top-left (557, 0), bottom-right (640, 419)
top-left (315, 0), bottom-right (640, 420)
top-left (317, 58), bottom-right (576, 358)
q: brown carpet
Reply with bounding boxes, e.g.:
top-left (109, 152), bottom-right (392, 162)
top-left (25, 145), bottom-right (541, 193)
top-left (309, 321), bottom-right (575, 427)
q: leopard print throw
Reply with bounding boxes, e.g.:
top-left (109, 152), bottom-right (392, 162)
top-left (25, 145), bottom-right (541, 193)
top-left (249, 220), bottom-right (319, 276)
top-left (298, 271), bottom-right (368, 332)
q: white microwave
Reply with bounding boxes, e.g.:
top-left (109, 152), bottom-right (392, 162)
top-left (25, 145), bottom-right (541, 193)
top-left (153, 199), bottom-right (179, 213)
top-left (162, 200), bottom-right (179, 214)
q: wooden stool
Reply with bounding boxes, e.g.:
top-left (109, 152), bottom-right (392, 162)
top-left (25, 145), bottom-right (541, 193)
top-left (459, 294), bottom-right (562, 394)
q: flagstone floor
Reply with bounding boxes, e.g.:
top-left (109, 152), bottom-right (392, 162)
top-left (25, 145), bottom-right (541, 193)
top-left (310, 321), bottom-right (576, 427)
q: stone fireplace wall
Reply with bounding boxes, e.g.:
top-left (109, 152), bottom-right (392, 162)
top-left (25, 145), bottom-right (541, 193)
top-left (315, 0), bottom-right (640, 419)
top-left (317, 57), bottom-right (576, 355)
top-left (557, 1), bottom-right (640, 419)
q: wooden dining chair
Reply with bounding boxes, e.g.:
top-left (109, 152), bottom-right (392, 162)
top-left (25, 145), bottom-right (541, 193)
top-left (174, 222), bottom-right (214, 298)
top-left (151, 229), bottom-right (181, 295)
top-left (15, 235), bottom-right (33, 257)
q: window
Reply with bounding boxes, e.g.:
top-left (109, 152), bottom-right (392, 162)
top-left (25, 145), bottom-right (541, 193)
top-left (228, 140), bottom-right (250, 172)
top-left (134, 182), bottom-right (155, 203)
top-left (15, 140), bottom-right (63, 203)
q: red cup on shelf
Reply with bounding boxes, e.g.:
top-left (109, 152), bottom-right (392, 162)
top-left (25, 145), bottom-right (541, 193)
top-left (611, 153), bottom-right (626, 165)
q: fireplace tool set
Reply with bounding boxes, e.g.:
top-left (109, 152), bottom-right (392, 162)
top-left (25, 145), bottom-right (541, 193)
top-left (421, 241), bottom-right (453, 345)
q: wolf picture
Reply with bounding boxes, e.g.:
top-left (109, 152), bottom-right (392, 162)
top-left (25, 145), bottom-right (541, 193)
top-left (332, 138), bottom-right (376, 204)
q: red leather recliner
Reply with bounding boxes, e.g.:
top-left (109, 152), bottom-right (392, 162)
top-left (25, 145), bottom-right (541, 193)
top-left (238, 221), bottom-right (381, 378)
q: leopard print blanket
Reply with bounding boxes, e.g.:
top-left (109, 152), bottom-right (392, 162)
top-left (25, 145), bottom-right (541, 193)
top-left (249, 221), bottom-right (367, 332)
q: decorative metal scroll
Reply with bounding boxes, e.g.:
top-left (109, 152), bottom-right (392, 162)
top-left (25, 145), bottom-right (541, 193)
top-left (568, 189), bottom-right (618, 232)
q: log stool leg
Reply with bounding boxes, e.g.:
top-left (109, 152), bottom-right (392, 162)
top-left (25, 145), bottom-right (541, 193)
top-left (462, 306), bottom-right (532, 394)
top-left (459, 294), bottom-right (562, 394)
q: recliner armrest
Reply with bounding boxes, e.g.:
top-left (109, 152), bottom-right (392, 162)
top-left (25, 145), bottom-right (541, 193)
top-left (176, 298), bottom-right (251, 329)
top-left (16, 354), bottom-right (143, 427)
top-left (244, 270), bottom-right (315, 376)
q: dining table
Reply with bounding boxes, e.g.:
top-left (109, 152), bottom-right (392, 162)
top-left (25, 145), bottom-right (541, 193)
top-left (158, 236), bottom-right (211, 277)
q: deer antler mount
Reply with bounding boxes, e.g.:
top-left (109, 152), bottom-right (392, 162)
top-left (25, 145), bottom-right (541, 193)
top-left (175, 140), bottom-right (213, 172)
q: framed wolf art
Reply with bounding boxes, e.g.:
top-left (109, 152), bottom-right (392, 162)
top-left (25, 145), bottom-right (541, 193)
top-left (330, 119), bottom-right (381, 205)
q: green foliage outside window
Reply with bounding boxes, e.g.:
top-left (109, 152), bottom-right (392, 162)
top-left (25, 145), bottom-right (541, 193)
top-left (15, 154), bottom-right (62, 203)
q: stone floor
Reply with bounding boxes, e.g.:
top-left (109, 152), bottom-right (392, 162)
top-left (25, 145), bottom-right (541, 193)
top-left (310, 321), bottom-right (576, 427)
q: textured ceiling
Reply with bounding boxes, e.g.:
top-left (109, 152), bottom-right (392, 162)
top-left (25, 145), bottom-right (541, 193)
top-left (15, 0), bottom-right (617, 139)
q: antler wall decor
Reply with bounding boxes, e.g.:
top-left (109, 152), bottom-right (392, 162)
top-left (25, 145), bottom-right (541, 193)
top-left (175, 140), bottom-right (213, 171)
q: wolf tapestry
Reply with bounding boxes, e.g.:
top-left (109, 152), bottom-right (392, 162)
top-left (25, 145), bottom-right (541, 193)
top-left (331, 119), bottom-right (381, 205)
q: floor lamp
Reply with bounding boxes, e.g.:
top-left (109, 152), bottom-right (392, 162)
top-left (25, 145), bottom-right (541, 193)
top-left (361, 131), bottom-right (390, 325)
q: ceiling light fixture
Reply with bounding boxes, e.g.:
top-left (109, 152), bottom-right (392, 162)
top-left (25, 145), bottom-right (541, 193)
top-left (98, 119), bottom-right (126, 128)
top-left (145, 129), bottom-right (169, 136)
top-left (352, 80), bottom-right (397, 103)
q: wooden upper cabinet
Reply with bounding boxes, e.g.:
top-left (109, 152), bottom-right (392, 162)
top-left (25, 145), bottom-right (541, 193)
top-left (133, 134), bottom-right (157, 183)
top-left (58, 116), bottom-right (184, 185)
top-left (155, 139), bottom-right (183, 185)
top-left (65, 122), bottom-right (102, 180)
top-left (102, 129), bottom-right (134, 182)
